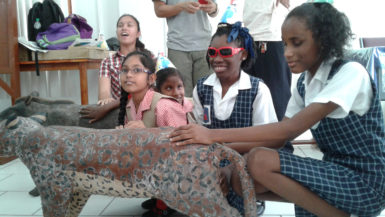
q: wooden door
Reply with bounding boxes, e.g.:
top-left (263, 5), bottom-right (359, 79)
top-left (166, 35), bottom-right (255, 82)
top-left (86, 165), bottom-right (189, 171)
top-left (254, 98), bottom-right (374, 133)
top-left (0, 0), bottom-right (20, 104)
top-left (0, 0), bottom-right (18, 164)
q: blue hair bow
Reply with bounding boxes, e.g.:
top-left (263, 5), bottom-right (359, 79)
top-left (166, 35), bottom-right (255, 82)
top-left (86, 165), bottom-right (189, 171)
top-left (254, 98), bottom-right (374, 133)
top-left (227, 21), bottom-right (255, 58)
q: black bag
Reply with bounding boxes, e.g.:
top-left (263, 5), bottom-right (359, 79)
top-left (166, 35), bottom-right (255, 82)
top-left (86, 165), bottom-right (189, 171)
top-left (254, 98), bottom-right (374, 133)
top-left (27, 0), bottom-right (65, 41)
top-left (106, 37), bottom-right (120, 51)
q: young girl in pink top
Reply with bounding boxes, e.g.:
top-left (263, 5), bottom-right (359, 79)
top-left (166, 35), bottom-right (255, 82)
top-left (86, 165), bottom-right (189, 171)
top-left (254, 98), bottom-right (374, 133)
top-left (155, 67), bottom-right (194, 124)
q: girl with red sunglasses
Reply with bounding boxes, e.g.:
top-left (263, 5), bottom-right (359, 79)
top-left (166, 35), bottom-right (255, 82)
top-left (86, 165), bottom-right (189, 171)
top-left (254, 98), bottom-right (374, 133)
top-left (190, 22), bottom-right (294, 215)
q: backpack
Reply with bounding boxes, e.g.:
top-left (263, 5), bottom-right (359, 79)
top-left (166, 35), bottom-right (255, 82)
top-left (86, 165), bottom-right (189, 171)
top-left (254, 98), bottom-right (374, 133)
top-left (64, 14), bottom-right (93, 39)
top-left (36, 23), bottom-right (80, 50)
top-left (27, 0), bottom-right (65, 41)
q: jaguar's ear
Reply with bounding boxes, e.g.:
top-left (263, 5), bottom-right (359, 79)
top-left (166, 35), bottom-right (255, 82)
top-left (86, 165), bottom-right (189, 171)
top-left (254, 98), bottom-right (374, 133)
top-left (5, 114), bottom-right (19, 129)
top-left (30, 112), bottom-right (47, 124)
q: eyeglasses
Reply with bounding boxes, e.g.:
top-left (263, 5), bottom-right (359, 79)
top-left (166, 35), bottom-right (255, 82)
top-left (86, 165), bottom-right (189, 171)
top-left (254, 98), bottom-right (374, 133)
top-left (119, 67), bottom-right (151, 75)
top-left (207, 47), bottom-right (245, 58)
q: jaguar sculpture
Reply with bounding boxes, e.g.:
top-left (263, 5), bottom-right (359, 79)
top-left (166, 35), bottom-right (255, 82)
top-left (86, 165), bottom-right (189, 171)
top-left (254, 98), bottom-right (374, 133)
top-left (0, 114), bottom-right (257, 217)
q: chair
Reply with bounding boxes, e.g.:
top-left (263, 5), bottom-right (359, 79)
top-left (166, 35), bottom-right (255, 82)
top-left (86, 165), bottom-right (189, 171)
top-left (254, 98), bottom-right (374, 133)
top-left (359, 37), bottom-right (385, 48)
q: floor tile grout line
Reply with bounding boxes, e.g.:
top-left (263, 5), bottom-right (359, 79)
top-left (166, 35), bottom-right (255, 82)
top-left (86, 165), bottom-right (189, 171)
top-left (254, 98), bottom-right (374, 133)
top-left (99, 196), bottom-right (117, 216)
top-left (32, 206), bottom-right (42, 216)
top-left (0, 173), bottom-right (13, 182)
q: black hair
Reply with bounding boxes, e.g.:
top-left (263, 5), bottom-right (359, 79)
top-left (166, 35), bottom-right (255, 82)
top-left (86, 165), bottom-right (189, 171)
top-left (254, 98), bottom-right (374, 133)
top-left (207, 22), bottom-right (256, 71)
top-left (285, 3), bottom-right (353, 61)
top-left (117, 51), bottom-right (156, 126)
top-left (116, 14), bottom-right (145, 50)
top-left (155, 67), bottom-right (184, 92)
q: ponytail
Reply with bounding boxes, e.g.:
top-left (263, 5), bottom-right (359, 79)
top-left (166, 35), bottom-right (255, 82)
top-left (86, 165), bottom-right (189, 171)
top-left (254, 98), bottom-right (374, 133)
top-left (136, 38), bottom-right (145, 49)
top-left (118, 87), bottom-right (129, 126)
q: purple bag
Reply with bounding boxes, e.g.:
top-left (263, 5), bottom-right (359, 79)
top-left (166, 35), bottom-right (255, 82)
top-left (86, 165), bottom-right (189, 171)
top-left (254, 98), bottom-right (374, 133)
top-left (65, 14), bottom-right (93, 39)
top-left (36, 23), bottom-right (80, 50)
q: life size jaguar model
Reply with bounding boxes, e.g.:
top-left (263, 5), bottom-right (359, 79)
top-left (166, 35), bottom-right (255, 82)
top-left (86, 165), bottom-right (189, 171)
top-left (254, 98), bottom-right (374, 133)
top-left (0, 114), bottom-right (258, 217)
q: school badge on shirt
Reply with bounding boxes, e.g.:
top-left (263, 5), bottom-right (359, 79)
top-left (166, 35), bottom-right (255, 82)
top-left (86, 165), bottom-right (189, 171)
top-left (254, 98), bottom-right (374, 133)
top-left (203, 105), bottom-right (211, 125)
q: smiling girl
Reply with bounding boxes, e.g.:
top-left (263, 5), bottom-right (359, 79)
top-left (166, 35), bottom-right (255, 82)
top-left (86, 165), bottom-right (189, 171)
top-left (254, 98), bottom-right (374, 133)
top-left (192, 22), bottom-right (289, 215)
top-left (194, 22), bottom-right (278, 132)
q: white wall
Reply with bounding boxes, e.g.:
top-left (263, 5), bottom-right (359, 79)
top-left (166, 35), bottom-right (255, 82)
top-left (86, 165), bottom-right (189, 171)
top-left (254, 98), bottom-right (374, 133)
top-left (334, 0), bottom-right (385, 48)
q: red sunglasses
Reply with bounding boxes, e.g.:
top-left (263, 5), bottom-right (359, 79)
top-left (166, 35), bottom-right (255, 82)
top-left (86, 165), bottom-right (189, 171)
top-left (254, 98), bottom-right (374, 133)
top-left (207, 47), bottom-right (245, 58)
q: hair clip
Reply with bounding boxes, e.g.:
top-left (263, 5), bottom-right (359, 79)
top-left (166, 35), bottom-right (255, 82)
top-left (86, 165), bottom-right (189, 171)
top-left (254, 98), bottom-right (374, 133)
top-left (217, 22), bottom-right (230, 28)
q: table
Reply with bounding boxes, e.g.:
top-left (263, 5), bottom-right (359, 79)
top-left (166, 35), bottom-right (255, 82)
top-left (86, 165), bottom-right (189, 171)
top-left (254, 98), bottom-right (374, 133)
top-left (19, 59), bottom-right (102, 105)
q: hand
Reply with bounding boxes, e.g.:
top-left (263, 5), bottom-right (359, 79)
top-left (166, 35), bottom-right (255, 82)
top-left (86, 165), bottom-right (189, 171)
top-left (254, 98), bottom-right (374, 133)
top-left (97, 97), bottom-right (114, 106)
top-left (199, 0), bottom-right (217, 14)
top-left (123, 120), bottom-right (146, 129)
top-left (277, 0), bottom-right (290, 9)
top-left (116, 125), bottom-right (124, 129)
top-left (79, 105), bottom-right (109, 124)
top-left (180, 1), bottom-right (200, 14)
top-left (168, 124), bottom-right (214, 146)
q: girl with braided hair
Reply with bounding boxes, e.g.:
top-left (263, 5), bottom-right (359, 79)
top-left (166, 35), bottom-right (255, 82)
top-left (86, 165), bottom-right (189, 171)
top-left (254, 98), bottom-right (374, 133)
top-left (117, 51), bottom-right (192, 217)
top-left (192, 21), bottom-right (293, 215)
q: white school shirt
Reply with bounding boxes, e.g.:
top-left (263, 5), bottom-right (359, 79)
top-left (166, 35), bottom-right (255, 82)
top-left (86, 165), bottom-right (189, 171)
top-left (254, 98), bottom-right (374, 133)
top-left (285, 59), bottom-right (373, 129)
top-left (193, 71), bottom-right (278, 126)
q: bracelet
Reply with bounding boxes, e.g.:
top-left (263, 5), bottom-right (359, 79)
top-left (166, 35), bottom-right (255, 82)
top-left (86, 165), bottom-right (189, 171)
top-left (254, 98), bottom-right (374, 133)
top-left (209, 3), bottom-right (218, 16)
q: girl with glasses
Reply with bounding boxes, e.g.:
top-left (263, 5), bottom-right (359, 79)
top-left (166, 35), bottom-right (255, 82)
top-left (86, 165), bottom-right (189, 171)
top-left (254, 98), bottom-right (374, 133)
top-left (193, 21), bottom-right (293, 215)
top-left (118, 52), bottom-right (193, 217)
top-left (117, 51), bottom-right (188, 129)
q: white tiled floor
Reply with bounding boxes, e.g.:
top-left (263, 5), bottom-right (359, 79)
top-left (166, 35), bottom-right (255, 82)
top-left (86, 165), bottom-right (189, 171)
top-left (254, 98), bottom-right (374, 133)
top-left (0, 145), bottom-right (384, 217)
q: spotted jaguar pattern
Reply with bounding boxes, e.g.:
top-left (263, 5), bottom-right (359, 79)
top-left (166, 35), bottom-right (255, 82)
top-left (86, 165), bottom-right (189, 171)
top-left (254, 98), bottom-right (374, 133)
top-left (0, 114), bottom-right (257, 217)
